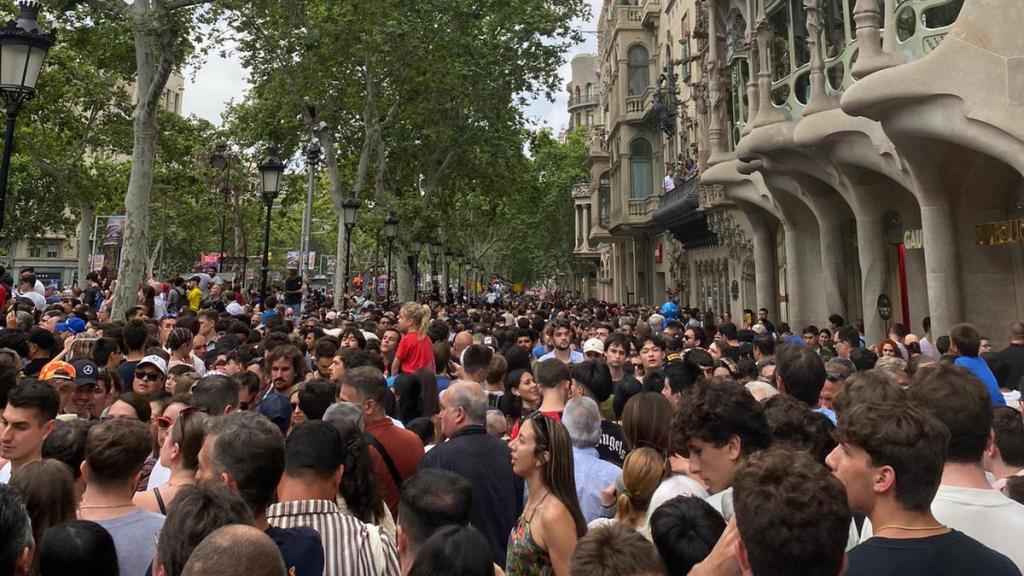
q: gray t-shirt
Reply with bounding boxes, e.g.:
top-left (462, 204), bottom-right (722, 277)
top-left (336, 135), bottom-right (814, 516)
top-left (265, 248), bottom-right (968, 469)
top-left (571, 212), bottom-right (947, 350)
top-left (97, 509), bottom-right (165, 576)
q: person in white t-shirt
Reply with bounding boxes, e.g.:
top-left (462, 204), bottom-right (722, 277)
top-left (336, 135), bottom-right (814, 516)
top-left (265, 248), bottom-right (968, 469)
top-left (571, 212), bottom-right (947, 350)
top-left (900, 364), bottom-right (1024, 570)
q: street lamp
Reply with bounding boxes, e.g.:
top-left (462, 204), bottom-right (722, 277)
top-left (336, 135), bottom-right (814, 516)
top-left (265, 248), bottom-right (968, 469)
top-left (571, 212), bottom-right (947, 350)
top-left (444, 248), bottom-right (454, 305)
top-left (0, 1), bottom-right (54, 234)
top-left (429, 239), bottom-right (441, 300)
top-left (300, 139), bottom-right (320, 303)
top-left (411, 240), bottom-right (422, 302)
top-left (384, 211), bottom-right (398, 308)
top-left (209, 144), bottom-right (230, 274)
top-left (341, 196), bottom-right (359, 305)
top-left (257, 147), bottom-right (285, 307)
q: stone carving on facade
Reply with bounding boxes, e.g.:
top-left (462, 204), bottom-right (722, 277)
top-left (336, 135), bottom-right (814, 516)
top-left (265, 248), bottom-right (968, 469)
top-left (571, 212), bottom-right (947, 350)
top-left (666, 236), bottom-right (689, 300)
top-left (707, 210), bottom-right (753, 261)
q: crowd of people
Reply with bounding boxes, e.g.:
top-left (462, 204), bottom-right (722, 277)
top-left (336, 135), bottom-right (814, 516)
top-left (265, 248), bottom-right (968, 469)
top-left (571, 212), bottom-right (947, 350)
top-left (1, 263), bottom-right (1024, 576)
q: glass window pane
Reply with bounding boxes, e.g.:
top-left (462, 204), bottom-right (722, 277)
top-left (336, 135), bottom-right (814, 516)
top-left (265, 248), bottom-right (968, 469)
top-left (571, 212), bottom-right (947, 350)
top-left (923, 0), bottom-right (964, 29)
top-left (628, 45), bottom-right (650, 96)
top-left (630, 139), bottom-right (652, 199)
top-left (770, 7), bottom-right (792, 81)
top-left (822, 0), bottom-right (846, 59)
top-left (791, 0), bottom-right (810, 68)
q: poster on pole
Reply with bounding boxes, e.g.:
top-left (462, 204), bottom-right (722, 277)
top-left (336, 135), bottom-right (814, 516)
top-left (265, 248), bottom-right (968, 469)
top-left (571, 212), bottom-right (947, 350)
top-left (102, 216), bottom-right (126, 246)
top-left (200, 252), bottom-right (221, 268)
top-left (326, 258), bottom-right (336, 275)
top-left (90, 254), bottom-right (105, 271)
top-left (286, 251), bottom-right (300, 269)
top-left (307, 251), bottom-right (316, 271)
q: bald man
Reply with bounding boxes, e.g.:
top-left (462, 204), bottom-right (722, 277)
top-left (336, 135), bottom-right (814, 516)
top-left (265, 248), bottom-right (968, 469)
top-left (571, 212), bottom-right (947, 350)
top-left (421, 380), bottom-right (517, 565)
top-left (452, 331), bottom-right (473, 363)
top-left (182, 525), bottom-right (286, 576)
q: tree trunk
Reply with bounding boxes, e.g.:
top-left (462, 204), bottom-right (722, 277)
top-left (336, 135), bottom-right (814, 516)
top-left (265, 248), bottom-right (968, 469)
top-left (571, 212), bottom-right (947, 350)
top-left (396, 246), bottom-right (413, 303)
top-left (111, 3), bottom-right (173, 320)
top-left (77, 203), bottom-right (94, 286)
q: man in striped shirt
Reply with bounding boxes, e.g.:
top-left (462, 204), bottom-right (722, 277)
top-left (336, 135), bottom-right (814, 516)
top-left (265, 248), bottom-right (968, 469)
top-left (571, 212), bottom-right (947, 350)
top-left (268, 420), bottom-right (400, 576)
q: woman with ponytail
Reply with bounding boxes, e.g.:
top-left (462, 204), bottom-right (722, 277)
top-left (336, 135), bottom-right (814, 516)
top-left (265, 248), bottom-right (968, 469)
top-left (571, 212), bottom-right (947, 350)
top-left (392, 302), bottom-right (436, 374)
top-left (589, 447), bottom-right (665, 537)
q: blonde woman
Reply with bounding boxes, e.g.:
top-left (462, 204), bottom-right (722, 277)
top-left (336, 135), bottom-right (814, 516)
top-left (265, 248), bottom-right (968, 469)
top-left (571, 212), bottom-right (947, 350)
top-left (392, 302), bottom-right (435, 374)
top-left (591, 447), bottom-right (665, 537)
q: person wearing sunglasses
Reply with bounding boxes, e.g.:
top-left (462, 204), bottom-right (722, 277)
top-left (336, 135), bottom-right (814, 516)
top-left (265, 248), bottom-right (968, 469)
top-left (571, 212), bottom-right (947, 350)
top-left (507, 413), bottom-right (586, 576)
top-left (134, 406), bottom-right (209, 515)
top-left (131, 355), bottom-right (167, 397)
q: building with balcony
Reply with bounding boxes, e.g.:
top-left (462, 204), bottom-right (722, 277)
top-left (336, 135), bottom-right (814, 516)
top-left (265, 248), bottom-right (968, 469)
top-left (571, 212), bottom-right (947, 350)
top-left (567, 54), bottom-right (600, 130)
top-left (574, 0), bottom-right (740, 308)
top-left (680, 0), bottom-right (1023, 346)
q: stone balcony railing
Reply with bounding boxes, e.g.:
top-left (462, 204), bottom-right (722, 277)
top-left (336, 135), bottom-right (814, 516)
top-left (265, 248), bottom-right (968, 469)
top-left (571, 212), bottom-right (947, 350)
top-left (568, 94), bottom-right (599, 110)
top-left (627, 195), bottom-right (660, 219)
top-left (641, 0), bottom-right (661, 27)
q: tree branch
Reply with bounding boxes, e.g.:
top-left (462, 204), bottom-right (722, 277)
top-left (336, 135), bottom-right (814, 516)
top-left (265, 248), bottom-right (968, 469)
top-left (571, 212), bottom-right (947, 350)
top-left (85, 0), bottom-right (129, 17)
top-left (166, 0), bottom-right (209, 10)
top-left (143, 27), bottom-right (176, 115)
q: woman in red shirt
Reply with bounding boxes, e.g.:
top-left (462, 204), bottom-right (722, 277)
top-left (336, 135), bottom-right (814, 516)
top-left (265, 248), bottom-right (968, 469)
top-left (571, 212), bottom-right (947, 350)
top-left (392, 302), bottom-right (435, 375)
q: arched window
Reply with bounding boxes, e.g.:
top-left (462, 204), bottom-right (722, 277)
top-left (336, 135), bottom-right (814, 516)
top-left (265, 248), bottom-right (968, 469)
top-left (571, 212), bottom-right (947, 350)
top-left (627, 45), bottom-right (650, 97)
top-left (585, 83), bottom-right (594, 100)
top-left (629, 138), bottom-right (653, 199)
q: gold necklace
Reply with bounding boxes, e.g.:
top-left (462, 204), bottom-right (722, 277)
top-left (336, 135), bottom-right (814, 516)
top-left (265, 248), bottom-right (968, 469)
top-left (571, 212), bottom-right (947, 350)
top-left (79, 502), bottom-right (135, 510)
top-left (874, 523), bottom-right (946, 533)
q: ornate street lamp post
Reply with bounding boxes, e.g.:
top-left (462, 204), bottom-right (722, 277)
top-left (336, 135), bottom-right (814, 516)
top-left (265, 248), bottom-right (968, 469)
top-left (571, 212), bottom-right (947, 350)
top-left (209, 144), bottom-right (230, 273)
top-left (257, 148), bottom-right (285, 307)
top-left (0, 1), bottom-right (54, 233)
top-left (444, 248), bottom-right (454, 305)
top-left (341, 196), bottom-right (359, 307)
top-left (300, 139), bottom-right (320, 311)
top-left (384, 211), bottom-right (398, 308)
top-left (429, 239), bottom-right (441, 300)
top-left (411, 240), bottom-right (422, 302)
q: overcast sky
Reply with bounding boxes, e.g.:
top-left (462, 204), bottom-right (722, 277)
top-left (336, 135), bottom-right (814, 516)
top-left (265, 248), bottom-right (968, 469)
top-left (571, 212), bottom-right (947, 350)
top-left (180, 1), bottom-right (603, 134)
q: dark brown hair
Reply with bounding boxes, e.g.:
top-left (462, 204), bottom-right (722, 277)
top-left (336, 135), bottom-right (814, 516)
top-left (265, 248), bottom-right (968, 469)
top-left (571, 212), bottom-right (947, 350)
top-left (909, 364), bottom-right (993, 463)
top-left (528, 414), bottom-right (587, 537)
top-left (85, 418), bottom-right (153, 486)
top-left (949, 323), bottom-right (981, 357)
top-left (672, 378), bottom-right (770, 457)
top-left (837, 401), bottom-right (949, 511)
top-left (9, 459), bottom-right (77, 560)
top-left (569, 521), bottom-right (665, 576)
top-left (992, 406), bottom-right (1024, 468)
top-left (622, 392), bottom-right (672, 453)
top-left (733, 449), bottom-right (850, 576)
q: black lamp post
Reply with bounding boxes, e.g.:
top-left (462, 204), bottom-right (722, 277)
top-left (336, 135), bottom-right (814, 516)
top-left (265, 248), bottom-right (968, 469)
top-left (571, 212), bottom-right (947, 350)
top-left (209, 144), bottom-right (230, 273)
top-left (0, 1), bottom-right (54, 234)
top-left (456, 254), bottom-right (464, 305)
top-left (429, 239), bottom-right (441, 300)
top-left (341, 196), bottom-right (359, 306)
top-left (257, 148), bottom-right (285, 307)
top-left (411, 240), bottom-right (422, 302)
top-left (444, 248), bottom-right (454, 305)
top-left (384, 211), bottom-right (398, 308)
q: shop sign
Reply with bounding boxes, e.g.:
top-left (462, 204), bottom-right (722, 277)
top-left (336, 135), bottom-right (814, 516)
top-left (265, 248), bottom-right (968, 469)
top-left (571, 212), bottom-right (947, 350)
top-left (903, 229), bottom-right (923, 250)
top-left (976, 219), bottom-right (1024, 246)
top-left (654, 243), bottom-right (663, 264)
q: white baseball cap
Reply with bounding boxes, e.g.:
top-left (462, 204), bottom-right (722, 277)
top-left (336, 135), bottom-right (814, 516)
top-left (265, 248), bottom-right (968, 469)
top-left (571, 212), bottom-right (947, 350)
top-left (137, 355), bottom-right (168, 376)
top-left (583, 338), bottom-right (605, 355)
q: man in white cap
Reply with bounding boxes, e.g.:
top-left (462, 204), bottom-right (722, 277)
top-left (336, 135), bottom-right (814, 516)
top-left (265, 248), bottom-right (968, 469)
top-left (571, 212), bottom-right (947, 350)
top-left (583, 338), bottom-right (605, 362)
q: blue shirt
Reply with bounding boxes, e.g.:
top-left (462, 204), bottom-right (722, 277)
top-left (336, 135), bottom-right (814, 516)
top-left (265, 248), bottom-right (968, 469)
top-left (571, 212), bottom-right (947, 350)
top-left (955, 356), bottom-right (1006, 406)
top-left (538, 350), bottom-right (585, 365)
top-left (815, 406), bottom-right (838, 426)
top-left (571, 446), bottom-right (622, 524)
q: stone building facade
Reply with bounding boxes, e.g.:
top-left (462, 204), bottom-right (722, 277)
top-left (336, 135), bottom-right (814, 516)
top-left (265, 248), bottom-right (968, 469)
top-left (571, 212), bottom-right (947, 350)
top-left (575, 0), bottom-right (1022, 346)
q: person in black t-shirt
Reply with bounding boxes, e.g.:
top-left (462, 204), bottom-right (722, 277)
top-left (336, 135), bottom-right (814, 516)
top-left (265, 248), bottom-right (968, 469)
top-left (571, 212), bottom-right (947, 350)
top-left (569, 360), bottom-right (626, 466)
top-left (827, 401), bottom-right (1019, 576)
top-left (282, 268), bottom-right (304, 316)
